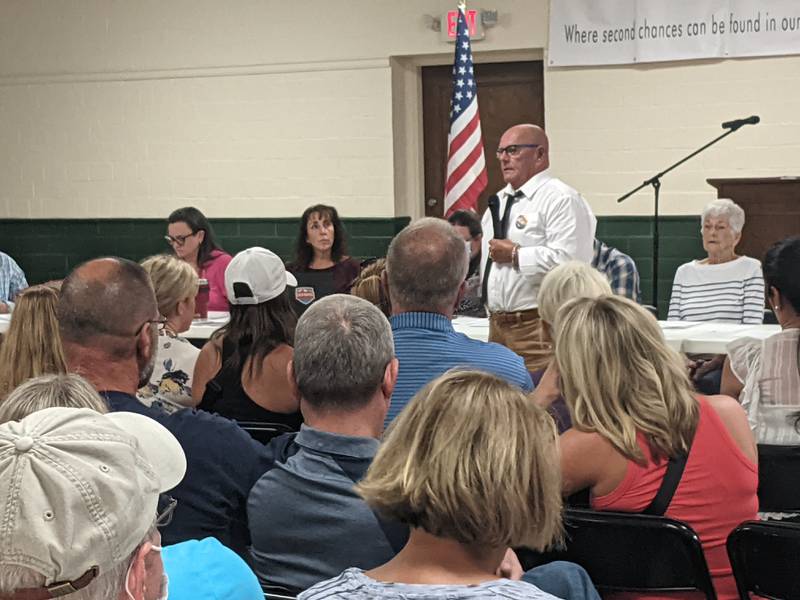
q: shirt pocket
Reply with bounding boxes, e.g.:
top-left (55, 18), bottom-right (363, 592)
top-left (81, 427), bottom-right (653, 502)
top-left (509, 211), bottom-right (546, 246)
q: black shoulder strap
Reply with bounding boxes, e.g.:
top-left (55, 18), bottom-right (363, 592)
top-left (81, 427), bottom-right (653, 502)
top-left (330, 454), bottom-right (409, 554)
top-left (642, 451), bottom-right (690, 516)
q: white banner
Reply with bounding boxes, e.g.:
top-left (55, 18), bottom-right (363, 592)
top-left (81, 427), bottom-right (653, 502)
top-left (549, 0), bottom-right (800, 66)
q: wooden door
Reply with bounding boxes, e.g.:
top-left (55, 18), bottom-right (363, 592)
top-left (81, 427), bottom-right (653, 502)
top-left (422, 60), bottom-right (544, 218)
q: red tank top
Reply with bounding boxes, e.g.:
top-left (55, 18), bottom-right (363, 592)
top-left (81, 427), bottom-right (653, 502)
top-left (591, 396), bottom-right (758, 600)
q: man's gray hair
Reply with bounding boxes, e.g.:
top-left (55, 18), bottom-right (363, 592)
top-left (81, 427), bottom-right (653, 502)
top-left (386, 217), bottom-right (469, 312)
top-left (293, 294), bottom-right (394, 411)
top-left (701, 198), bottom-right (746, 234)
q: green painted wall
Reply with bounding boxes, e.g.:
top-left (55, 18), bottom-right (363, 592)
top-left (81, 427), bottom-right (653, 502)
top-left (0, 215), bottom-right (702, 317)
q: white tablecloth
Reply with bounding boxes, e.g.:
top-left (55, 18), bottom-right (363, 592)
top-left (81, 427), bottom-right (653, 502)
top-left (0, 311), bottom-right (781, 355)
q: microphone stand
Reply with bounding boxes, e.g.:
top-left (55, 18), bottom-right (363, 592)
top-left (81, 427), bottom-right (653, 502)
top-left (617, 125), bottom-right (745, 312)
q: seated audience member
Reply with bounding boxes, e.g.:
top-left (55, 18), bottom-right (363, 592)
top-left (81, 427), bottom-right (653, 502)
top-left (302, 370), bottom-right (599, 600)
top-left (287, 204), bottom-right (361, 314)
top-left (0, 250), bottom-right (27, 313)
top-left (668, 198), bottom-right (764, 393)
top-left (551, 296), bottom-right (757, 600)
top-left (167, 206), bottom-right (232, 311)
top-left (0, 375), bottom-right (263, 600)
top-left (0, 405), bottom-right (185, 600)
top-left (0, 285), bottom-right (67, 400)
top-left (162, 537), bottom-right (263, 600)
top-left (722, 236), bottom-right (800, 444)
top-left (193, 247), bottom-right (302, 430)
top-left (386, 218), bottom-right (532, 425)
top-left (57, 257), bottom-right (274, 557)
top-left (138, 254), bottom-right (201, 412)
top-left (0, 373), bottom-right (108, 423)
top-left (532, 261), bottom-right (613, 432)
top-left (447, 209), bottom-right (486, 317)
top-left (591, 238), bottom-right (641, 303)
top-left (248, 294), bottom-right (405, 592)
top-left (350, 258), bottom-right (391, 317)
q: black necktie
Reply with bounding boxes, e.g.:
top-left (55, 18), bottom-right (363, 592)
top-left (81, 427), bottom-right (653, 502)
top-left (482, 190), bottom-right (524, 305)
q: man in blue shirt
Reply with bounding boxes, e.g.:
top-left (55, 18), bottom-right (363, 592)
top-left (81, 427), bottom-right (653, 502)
top-left (0, 251), bottom-right (28, 313)
top-left (385, 218), bottom-right (532, 425)
top-left (57, 257), bottom-right (272, 558)
top-left (248, 294), bottom-right (406, 593)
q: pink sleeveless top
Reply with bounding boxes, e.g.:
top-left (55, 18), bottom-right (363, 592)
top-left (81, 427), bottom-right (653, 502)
top-left (591, 396), bottom-right (758, 600)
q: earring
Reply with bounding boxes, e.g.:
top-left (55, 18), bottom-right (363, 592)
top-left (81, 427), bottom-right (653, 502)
top-left (774, 305), bottom-right (781, 312)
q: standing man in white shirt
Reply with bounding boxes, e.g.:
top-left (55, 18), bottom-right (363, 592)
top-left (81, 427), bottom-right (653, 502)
top-left (481, 124), bottom-right (596, 371)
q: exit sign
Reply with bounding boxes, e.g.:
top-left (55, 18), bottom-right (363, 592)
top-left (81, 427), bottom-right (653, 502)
top-left (440, 9), bottom-right (484, 42)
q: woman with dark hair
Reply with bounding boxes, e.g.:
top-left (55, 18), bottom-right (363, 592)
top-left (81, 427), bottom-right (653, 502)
top-left (288, 204), bottom-right (361, 313)
top-left (167, 206), bottom-right (232, 312)
top-left (722, 235), bottom-right (800, 444)
top-left (192, 247), bottom-right (302, 430)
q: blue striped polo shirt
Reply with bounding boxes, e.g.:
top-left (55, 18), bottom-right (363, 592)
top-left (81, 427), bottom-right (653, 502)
top-left (387, 312), bottom-right (533, 426)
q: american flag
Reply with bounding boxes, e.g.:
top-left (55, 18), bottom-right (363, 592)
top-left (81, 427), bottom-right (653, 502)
top-left (443, 5), bottom-right (487, 217)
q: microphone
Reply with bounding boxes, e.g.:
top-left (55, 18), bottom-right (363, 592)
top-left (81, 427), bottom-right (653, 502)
top-left (722, 115), bottom-right (760, 130)
top-left (487, 194), bottom-right (502, 240)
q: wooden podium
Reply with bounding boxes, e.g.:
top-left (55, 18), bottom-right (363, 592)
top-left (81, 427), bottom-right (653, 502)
top-left (707, 177), bottom-right (800, 262)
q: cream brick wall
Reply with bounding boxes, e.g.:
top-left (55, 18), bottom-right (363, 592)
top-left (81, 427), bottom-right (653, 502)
top-left (1, 0), bottom-right (798, 218)
top-left (545, 55), bottom-right (800, 216)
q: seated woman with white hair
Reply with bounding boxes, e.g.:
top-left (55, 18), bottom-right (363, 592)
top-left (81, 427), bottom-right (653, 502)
top-left (667, 198), bottom-right (764, 393)
top-left (668, 198), bottom-right (764, 324)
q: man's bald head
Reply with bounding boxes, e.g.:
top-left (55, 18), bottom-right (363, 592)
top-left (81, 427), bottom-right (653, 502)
top-left (58, 258), bottom-right (158, 359)
top-left (497, 123), bottom-right (550, 190)
top-left (386, 217), bottom-right (468, 314)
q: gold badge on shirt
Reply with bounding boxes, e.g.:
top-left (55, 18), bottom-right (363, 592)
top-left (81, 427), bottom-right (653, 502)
top-left (515, 215), bottom-right (527, 229)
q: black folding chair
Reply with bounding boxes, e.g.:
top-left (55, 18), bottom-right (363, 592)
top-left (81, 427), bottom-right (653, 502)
top-left (236, 420), bottom-right (296, 445)
top-left (757, 444), bottom-right (800, 513)
top-left (727, 520), bottom-right (800, 600)
top-left (517, 508), bottom-right (717, 599)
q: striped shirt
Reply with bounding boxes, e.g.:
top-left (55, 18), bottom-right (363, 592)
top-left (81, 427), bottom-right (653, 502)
top-left (667, 256), bottom-right (764, 324)
top-left (299, 568), bottom-right (561, 600)
top-left (388, 312), bottom-right (532, 426)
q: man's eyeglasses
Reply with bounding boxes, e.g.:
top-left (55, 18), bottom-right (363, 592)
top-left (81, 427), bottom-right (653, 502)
top-left (156, 496), bottom-right (178, 529)
top-left (134, 316), bottom-right (167, 337)
top-left (164, 232), bottom-right (198, 246)
top-left (496, 144), bottom-right (539, 158)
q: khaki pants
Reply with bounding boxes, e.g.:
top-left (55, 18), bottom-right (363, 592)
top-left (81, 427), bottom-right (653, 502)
top-left (488, 309), bottom-right (553, 373)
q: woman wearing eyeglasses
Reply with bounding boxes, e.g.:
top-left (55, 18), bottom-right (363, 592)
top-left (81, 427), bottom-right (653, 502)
top-left (167, 207), bottom-right (232, 312)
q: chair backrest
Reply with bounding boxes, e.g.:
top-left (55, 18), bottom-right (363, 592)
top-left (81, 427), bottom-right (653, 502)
top-left (727, 520), bottom-right (800, 600)
top-left (518, 508), bottom-right (717, 599)
top-left (236, 420), bottom-right (295, 445)
top-left (757, 444), bottom-right (800, 513)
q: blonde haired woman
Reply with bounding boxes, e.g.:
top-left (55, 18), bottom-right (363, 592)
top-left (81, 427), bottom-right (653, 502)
top-left (531, 261), bottom-right (612, 432)
top-left (350, 259), bottom-right (390, 317)
top-left (0, 286), bottom-right (67, 401)
top-left (552, 296), bottom-right (757, 600)
top-left (138, 254), bottom-right (200, 411)
top-left (0, 373), bottom-right (107, 423)
top-left (301, 370), bottom-right (598, 600)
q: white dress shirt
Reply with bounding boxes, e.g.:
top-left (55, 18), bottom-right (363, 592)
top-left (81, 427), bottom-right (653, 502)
top-left (480, 169), bottom-right (596, 312)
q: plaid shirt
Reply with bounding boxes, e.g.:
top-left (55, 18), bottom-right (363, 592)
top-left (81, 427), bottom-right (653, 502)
top-left (0, 252), bottom-right (28, 307)
top-left (592, 239), bottom-right (641, 303)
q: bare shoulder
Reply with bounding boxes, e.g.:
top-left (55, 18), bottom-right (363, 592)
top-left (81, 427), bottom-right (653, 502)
top-left (262, 344), bottom-right (293, 370)
top-left (560, 428), bottom-right (626, 496)
top-left (704, 394), bottom-right (757, 462)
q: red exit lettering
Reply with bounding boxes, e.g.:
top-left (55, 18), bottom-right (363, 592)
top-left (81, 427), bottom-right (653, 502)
top-left (446, 10), bottom-right (478, 38)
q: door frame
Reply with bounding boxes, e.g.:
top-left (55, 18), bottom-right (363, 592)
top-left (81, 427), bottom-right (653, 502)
top-left (390, 48), bottom-right (543, 221)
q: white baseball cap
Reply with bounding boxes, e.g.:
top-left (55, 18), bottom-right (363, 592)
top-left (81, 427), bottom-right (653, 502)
top-left (0, 407), bottom-right (186, 596)
top-left (224, 247), bottom-right (297, 305)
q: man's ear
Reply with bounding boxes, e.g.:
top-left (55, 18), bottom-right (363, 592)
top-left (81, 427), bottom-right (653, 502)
top-left (381, 357), bottom-right (399, 401)
top-left (286, 360), bottom-right (300, 402)
top-left (135, 325), bottom-right (155, 363)
top-left (125, 542), bottom-right (151, 600)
